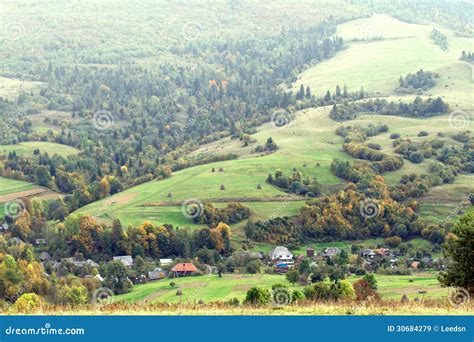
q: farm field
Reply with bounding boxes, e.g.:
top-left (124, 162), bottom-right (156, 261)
top-left (113, 272), bottom-right (447, 305)
top-left (0, 176), bottom-right (44, 217)
top-left (0, 177), bottom-right (36, 197)
top-left (0, 141), bottom-right (80, 158)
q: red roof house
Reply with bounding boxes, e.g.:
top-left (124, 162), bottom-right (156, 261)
top-left (171, 263), bottom-right (198, 277)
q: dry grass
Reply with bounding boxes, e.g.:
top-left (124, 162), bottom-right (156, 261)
top-left (3, 300), bottom-right (472, 316)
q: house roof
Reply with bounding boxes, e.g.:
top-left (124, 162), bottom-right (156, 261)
top-left (171, 263), bottom-right (198, 273)
top-left (270, 246), bottom-right (293, 259)
top-left (38, 252), bottom-right (52, 261)
top-left (113, 255), bottom-right (133, 267)
top-left (159, 258), bottom-right (173, 265)
top-left (322, 247), bottom-right (341, 256)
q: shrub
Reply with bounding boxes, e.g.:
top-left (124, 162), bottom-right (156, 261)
top-left (408, 151), bottom-right (424, 163)
top-left (418, 131), bottom-right (428, 137)
top-left (303, 286), bottom-right (317, 300)
top-left (355, 268), bottom-right (366, 276)
top-left (353, 279), bottom-right (379, 301)
top-left (338, 279), bottom-right (356, 300)
top-left (244, 287), bottom-right (271, 305)
top-left (390, 133), bottom-right (401, 139)
top-left (292, 289), bottom-right (305, 302)
top-left (271, 283), bottom-right (288, 290)
top-left (385, 236), bottom-right (402, 247)
top-left (246, 260), bottom-right (261, 274)
top-left (367, 143), bottom-right (381, 150)
top-left (13, 293), bottom-right (43, 312)
top-left (227, 297), bottom-right (240, 306)
top-left (363, 273), bottom-right (378, 290)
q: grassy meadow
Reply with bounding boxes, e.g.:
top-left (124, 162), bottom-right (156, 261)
top-left (294, 14), bottom-right (474, 103)
top-left (0, 141), bottom-right (80, 158)
top-left (112, 272), bottom-right (447, 305)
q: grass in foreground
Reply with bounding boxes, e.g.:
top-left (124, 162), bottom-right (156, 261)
top-left (3, 300), bottom-right (471, 316)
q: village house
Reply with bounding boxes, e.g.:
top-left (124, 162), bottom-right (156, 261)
top-left (376, 248), bottom-right (391, 257)
top-left (148, 267), bottom-right (167, 280)
top-left (113, 255), bottom-right (134, 267)
top-left (321, 247), bottom-right (341, 259)
top-left (38, 251), bottom-right (52, 262)
top-left (64, 257), bottom-right (99, 268)
top-left (275, 262), bottom-right (290, 274)
top-left (171, 263), bottom-right (198, 277)
top-left (361, 248), bottom-right (377, 259)
top-left (34, 238), bottom-right (47, 247)
top-left (0, 222), bottom-right (8, 234)
top-left (306, 247), bottom-right (315, 257)
top-left (159, 258), bottom-right (173, 266)
top-left (270, 246), bottom-right (294, 265)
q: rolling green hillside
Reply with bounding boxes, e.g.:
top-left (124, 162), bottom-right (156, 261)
top-left (76, 14), bottom-right (473, 229)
